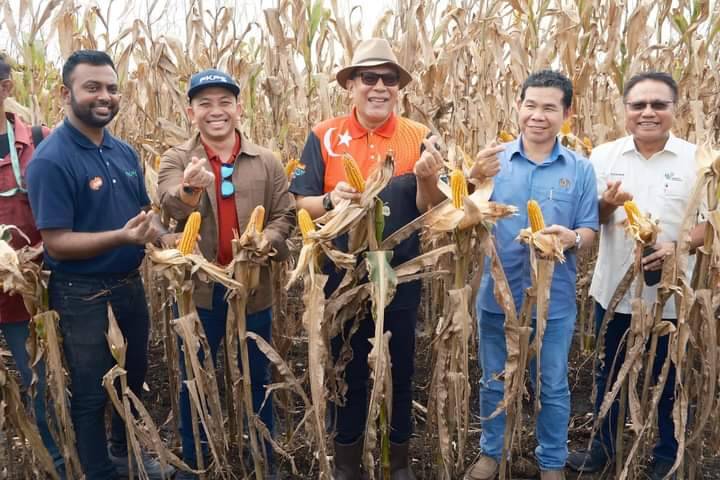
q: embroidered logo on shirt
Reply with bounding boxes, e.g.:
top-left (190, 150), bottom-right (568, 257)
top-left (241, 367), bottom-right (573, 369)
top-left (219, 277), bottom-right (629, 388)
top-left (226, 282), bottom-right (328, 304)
top-left (292, 163), bottom-right (306, 179)
top-left (125, 170), bottom-right (138, 177)
top-left (89, 176), bottom-right (104, 191)
top-left (664, 171), bottom-right (682, 182)
top-left (382, 203), bottom-right (391, 217)
top-left (559, 177), bottom-right (571, 189)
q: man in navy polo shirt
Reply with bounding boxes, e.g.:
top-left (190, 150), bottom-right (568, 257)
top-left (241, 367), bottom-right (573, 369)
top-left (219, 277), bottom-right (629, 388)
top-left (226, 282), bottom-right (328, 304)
top-left (26, 50), bottom-right (174, 480)
top-left (464, 70), bottom-right (598, 480)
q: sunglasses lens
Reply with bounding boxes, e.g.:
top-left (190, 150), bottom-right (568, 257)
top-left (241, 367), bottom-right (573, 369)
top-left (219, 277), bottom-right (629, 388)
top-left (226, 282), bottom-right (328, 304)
top-left (221, 180), bottom-right (234, 197)
top-left (360, 73), bottom-right (379, 85)
top-left (221, 164), bottom-right (234, 179)
top-left (358, 72), bottom-right (399, 86)
top-left (382, 74), bottom-right (399, 86)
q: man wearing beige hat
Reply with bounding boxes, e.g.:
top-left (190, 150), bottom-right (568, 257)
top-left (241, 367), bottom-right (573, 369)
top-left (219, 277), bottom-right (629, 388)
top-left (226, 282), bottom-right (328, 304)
top-left (290, 38), bottom-right (445, 480)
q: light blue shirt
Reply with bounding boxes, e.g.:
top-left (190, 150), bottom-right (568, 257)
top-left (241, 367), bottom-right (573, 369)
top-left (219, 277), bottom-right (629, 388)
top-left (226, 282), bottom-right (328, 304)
top-left (478, 137), bottom-right (599, 319)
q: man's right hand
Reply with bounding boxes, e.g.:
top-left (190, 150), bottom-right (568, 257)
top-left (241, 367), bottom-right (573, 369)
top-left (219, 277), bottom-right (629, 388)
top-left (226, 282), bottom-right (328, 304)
top-left (330, 181), bottom-right (362, 205)
top-left (122, 211), bottom-right (160, 245)
top-left (602, 180), bottom-right (633, 207)
top-left (469, 142), bottom-right (505, 180)
top-left (183, 156), bottom-right (214, 189)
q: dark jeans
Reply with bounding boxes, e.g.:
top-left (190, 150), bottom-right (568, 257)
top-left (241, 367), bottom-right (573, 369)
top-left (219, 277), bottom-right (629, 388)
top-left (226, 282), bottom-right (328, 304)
top-left (330, 306), bottom-right (418, 444)
top-left (0, 321), bottom-right (63, 469)
top-left (593, 303), bottom-right (677, 462)
top-left (178, 284), bottom-right (273, 468)
top-left (49, 270), bottom-right (150, 480)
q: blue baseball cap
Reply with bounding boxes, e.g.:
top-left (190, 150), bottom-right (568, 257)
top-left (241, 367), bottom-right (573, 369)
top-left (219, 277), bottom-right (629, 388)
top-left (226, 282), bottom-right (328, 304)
top-left (187, 69), bottom-right (240, 100)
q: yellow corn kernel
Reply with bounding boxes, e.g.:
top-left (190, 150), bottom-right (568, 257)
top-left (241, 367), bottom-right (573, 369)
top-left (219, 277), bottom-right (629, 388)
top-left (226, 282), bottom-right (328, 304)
top-left (498, 130), bottom-right (515, 142)
top-left (624, 200), bottom-right (641, 227)
top-left (582, 136), bottom-right (593, 151)
top-left (450, 169), bottom-right (468, 209)
top-left (527, 200), bottom-right (545, 232)
top-left (243, 205), bottom-right (265, 236)
top-left (298, 209), bottom-right (315, 243)
top-left (179, 211), bottom-right (201, 255)
top-left (343, 154), bottom-right (365, 193)
top-left (285, 158), bottom-right (300, 180)
top-left (560, 119), bottom-right (572, 136)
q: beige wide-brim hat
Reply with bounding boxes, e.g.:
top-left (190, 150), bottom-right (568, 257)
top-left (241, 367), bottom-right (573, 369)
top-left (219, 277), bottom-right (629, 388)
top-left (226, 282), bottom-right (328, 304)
top-left (336, 38), bottom-right (412, 90)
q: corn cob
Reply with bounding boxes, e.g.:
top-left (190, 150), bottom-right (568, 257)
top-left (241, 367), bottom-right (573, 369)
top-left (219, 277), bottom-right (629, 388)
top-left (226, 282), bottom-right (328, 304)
top-left (179, 211), bottom-right (201, 255)
top-left (624, 200), bottom-right (641, 227)
top-left (343, 154), bottom-right (365, 193)
top-left (498, 130), bottom-right (515, 142)
top-left (582, 136), bottom-right (593, 151)
top-left (560, 119), bottom-right (572, 136)
top-left (298, 208), bottom-right (315, 243)
top-left (243, 205), bottom-right (266, 236)
top-left (450, 169), bottom-right (468, 209)
top-left (285, 158), bottom-right (300, 180)
top-left (527, 200), bottom-right (545, 232)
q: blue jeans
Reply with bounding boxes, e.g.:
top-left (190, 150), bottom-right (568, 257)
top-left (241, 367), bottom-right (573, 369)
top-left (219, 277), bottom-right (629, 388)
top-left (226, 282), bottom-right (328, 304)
top-left (330, 306), bottom-right (418, 444)
top-left (49, 270), bottom-right (150, 480)
top-left (178, 284), bottom-right (273, 468)
top-left (477, 308), bottom-right (575, 470)
top-left (0, 321), bottom-right (63, 470)
top-left (592, 303), bottom-right (677, 462)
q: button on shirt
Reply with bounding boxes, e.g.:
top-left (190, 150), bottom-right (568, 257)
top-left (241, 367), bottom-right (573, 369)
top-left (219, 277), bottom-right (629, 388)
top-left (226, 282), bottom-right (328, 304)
top-left (589, 135), bottom-right (699, 319)
top-left (478, 138), bottom-right (599, 319)
top-left (27, 119), bottom-right (151, 274)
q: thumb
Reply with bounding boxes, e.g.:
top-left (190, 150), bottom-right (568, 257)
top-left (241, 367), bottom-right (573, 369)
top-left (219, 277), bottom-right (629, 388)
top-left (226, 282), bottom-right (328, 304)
top-left (126, 210), bottom-right (146, 228)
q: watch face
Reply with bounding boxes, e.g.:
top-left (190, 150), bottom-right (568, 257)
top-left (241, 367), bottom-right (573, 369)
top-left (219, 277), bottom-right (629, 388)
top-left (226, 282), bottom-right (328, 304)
top-left (323, 193), bottom-right (333, 210)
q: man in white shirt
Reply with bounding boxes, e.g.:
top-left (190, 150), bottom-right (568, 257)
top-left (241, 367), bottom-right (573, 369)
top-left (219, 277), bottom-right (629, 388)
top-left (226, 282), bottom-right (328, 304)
top-left (566, 72), bottom-right (706, 480)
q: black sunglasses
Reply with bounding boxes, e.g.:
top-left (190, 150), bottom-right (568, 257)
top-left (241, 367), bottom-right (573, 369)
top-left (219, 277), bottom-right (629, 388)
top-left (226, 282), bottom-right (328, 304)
top-left (220, 164), bottom-right (234, 198)
top-left (354, 71), bottom-right (400, 87)
top-left (625, 100), bottom-right (674, 112)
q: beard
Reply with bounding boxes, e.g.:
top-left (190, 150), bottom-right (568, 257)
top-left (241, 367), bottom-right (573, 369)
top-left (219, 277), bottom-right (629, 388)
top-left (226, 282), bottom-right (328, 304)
top-left (70, 92), bottom-right (119, 128)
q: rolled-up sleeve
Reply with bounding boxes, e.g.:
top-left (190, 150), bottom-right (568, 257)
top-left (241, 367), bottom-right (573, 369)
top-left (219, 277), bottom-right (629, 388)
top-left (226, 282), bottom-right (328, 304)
top-left (575, 160), bottom-right (600, 231)
top-left (264, 153), bottom-right (296, 261)
top-left (289, 131), bottom-right (325, 196)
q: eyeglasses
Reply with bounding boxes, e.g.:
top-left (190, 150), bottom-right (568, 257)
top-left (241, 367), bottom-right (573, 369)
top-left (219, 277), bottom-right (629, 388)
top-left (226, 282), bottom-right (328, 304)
top-left (354, 71), bottom-right (400, 87)
top-left (220, 164), bottom-right (234, 198)
top-left (625, 100), bottom-right (674, 112)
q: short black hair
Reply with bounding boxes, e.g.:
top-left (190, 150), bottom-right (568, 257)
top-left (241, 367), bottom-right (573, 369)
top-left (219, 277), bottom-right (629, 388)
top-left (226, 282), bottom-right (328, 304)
top-left (0, 53), bottom-right (11, 80)
top-left (62, 50), bottom-right (116, 87)
top-left (520, 70), bottom-right (573, 109)
top-left (623, 71), bottom-right (678, 102)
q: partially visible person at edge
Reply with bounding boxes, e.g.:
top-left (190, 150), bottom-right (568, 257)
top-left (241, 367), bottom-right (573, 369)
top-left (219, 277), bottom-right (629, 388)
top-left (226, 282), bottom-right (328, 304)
top-left (26, 50), bottom-right (175, 480)
top-left (289, 38), bottom-right (446, 480)
top-left (464, 70), bottom-right (599, 480)
top-left (566, 72), bottom-right (707, 480)
top-left (157, 68), bottom-right (295, 480)
top-left (0, 53), bottom-right (65, 479)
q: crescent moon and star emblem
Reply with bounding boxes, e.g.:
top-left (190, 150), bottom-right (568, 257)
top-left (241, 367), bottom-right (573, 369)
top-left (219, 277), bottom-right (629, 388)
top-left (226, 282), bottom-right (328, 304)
top-left (323, 127), bottom-right (353, 157)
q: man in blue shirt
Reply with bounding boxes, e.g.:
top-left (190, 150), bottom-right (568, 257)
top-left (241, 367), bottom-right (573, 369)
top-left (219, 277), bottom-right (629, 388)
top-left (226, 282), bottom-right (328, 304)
top-left (464, 70), bottom-right (598, 480)
top-left (26, 50), bottom-right (174, 480)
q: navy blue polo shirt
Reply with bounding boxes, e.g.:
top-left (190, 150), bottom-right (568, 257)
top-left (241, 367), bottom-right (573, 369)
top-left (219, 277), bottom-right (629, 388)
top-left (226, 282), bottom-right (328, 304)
top-left (27, 119), bottom-right (150, 274)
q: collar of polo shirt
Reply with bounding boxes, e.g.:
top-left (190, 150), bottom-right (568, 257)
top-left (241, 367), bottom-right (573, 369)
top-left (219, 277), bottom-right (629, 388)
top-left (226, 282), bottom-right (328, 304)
top-left (622, 133), bottom-right (683, 157)
top-left (348, 106), bottom-right (397, 139)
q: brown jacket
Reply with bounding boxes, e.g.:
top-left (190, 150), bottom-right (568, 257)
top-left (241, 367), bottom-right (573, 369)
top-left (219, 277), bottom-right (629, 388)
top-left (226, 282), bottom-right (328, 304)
top-left (158, 131), bottom-right (295, 313)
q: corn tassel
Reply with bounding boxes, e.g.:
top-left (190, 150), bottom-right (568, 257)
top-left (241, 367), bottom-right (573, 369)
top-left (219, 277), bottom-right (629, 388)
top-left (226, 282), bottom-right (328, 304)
top-left (243, 205), bottom-right (266, 236)
top-left (178, 211), bottom-right (201, 255)
top-left (343, 154), bottom-right (365, 193)
top-left (298, 209), bottom-right (315, 243)
top-left (450, 169), bottom-right (468, 209)
top-left (527, 200), bottom-right (545, 232)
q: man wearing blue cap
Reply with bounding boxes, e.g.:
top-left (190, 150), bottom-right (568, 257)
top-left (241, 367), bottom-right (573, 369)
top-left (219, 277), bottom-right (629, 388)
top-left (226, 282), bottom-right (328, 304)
top-left (157, 69), bottom-right (295, 479)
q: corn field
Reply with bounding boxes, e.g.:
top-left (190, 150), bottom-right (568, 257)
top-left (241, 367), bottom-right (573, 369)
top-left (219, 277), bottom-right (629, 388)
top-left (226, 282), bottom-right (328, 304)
top-left (1, 0), bottom-right (720, 479)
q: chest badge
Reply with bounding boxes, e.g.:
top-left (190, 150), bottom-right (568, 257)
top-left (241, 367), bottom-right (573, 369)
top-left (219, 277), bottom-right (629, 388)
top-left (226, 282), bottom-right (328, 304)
top-left (559, 177), bottom-right (571, 189)
top-left (89, 176), bottom-right (104, 191)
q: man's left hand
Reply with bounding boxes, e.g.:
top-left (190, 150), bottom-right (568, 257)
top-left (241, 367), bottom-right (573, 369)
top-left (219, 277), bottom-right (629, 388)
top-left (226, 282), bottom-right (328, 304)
top-left (642, 241), bottom-right (675, 271)
top-left (414, 135), bottom-right (444, 180)
top-left (540, 224), bottom-right (576, 250)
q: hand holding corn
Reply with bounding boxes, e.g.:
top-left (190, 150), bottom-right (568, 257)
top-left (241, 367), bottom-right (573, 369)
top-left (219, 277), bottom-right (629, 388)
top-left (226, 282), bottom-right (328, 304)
top-left (602, 180), bottom-right (633, 207)
top-left (468, 142), bottom-right (504, 180)
top-left (540, 224), bottom-right (578, 251)
top-left (183, 156), bottom-right (215, 189)
top-left (641, 241), bottom-right (675, 272)
top-left (414, 135), bottom-right (444, 179)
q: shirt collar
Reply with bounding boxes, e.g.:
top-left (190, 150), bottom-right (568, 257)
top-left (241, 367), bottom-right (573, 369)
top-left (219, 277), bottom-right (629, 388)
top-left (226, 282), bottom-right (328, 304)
top-left (348, 106), bottom-right (397, 139)
top-left (63, 118), bottom-right (114, 150)
top-left (508, 136), bottom-right (564, 164)
top-left (201, 132), bottom-right (241, 163)
top-left (622, 134), bottom-right (682, 157)
top-left (4, 112), bottom-right (31, 146)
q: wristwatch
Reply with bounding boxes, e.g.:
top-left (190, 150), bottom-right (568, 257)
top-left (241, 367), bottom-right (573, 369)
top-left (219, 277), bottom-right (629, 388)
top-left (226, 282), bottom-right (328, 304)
top-left (572, 230), bottom-right (582, 250)
top-left (322, 192), bottom-right (334, 211)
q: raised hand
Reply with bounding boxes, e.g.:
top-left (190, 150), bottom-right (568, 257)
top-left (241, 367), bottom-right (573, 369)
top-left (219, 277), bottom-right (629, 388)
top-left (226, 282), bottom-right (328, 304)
top-left (183, 156), bottom-right (215, 189)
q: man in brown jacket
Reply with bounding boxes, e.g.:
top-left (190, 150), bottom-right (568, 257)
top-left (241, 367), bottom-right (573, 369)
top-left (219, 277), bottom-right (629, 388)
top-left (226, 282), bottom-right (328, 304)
top-left (157, 69), bottom-right (295, 480)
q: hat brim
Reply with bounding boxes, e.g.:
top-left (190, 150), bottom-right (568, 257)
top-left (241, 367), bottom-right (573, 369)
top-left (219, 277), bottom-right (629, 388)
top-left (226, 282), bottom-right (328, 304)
top-left (336, 61), bottom-right (412, 90)
top-left (187, 82), bottom-right (240, 100)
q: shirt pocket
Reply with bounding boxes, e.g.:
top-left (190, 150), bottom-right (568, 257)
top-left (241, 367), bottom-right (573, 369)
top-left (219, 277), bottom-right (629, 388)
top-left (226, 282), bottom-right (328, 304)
top-left (534, 187), bottom-right (575, 228)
